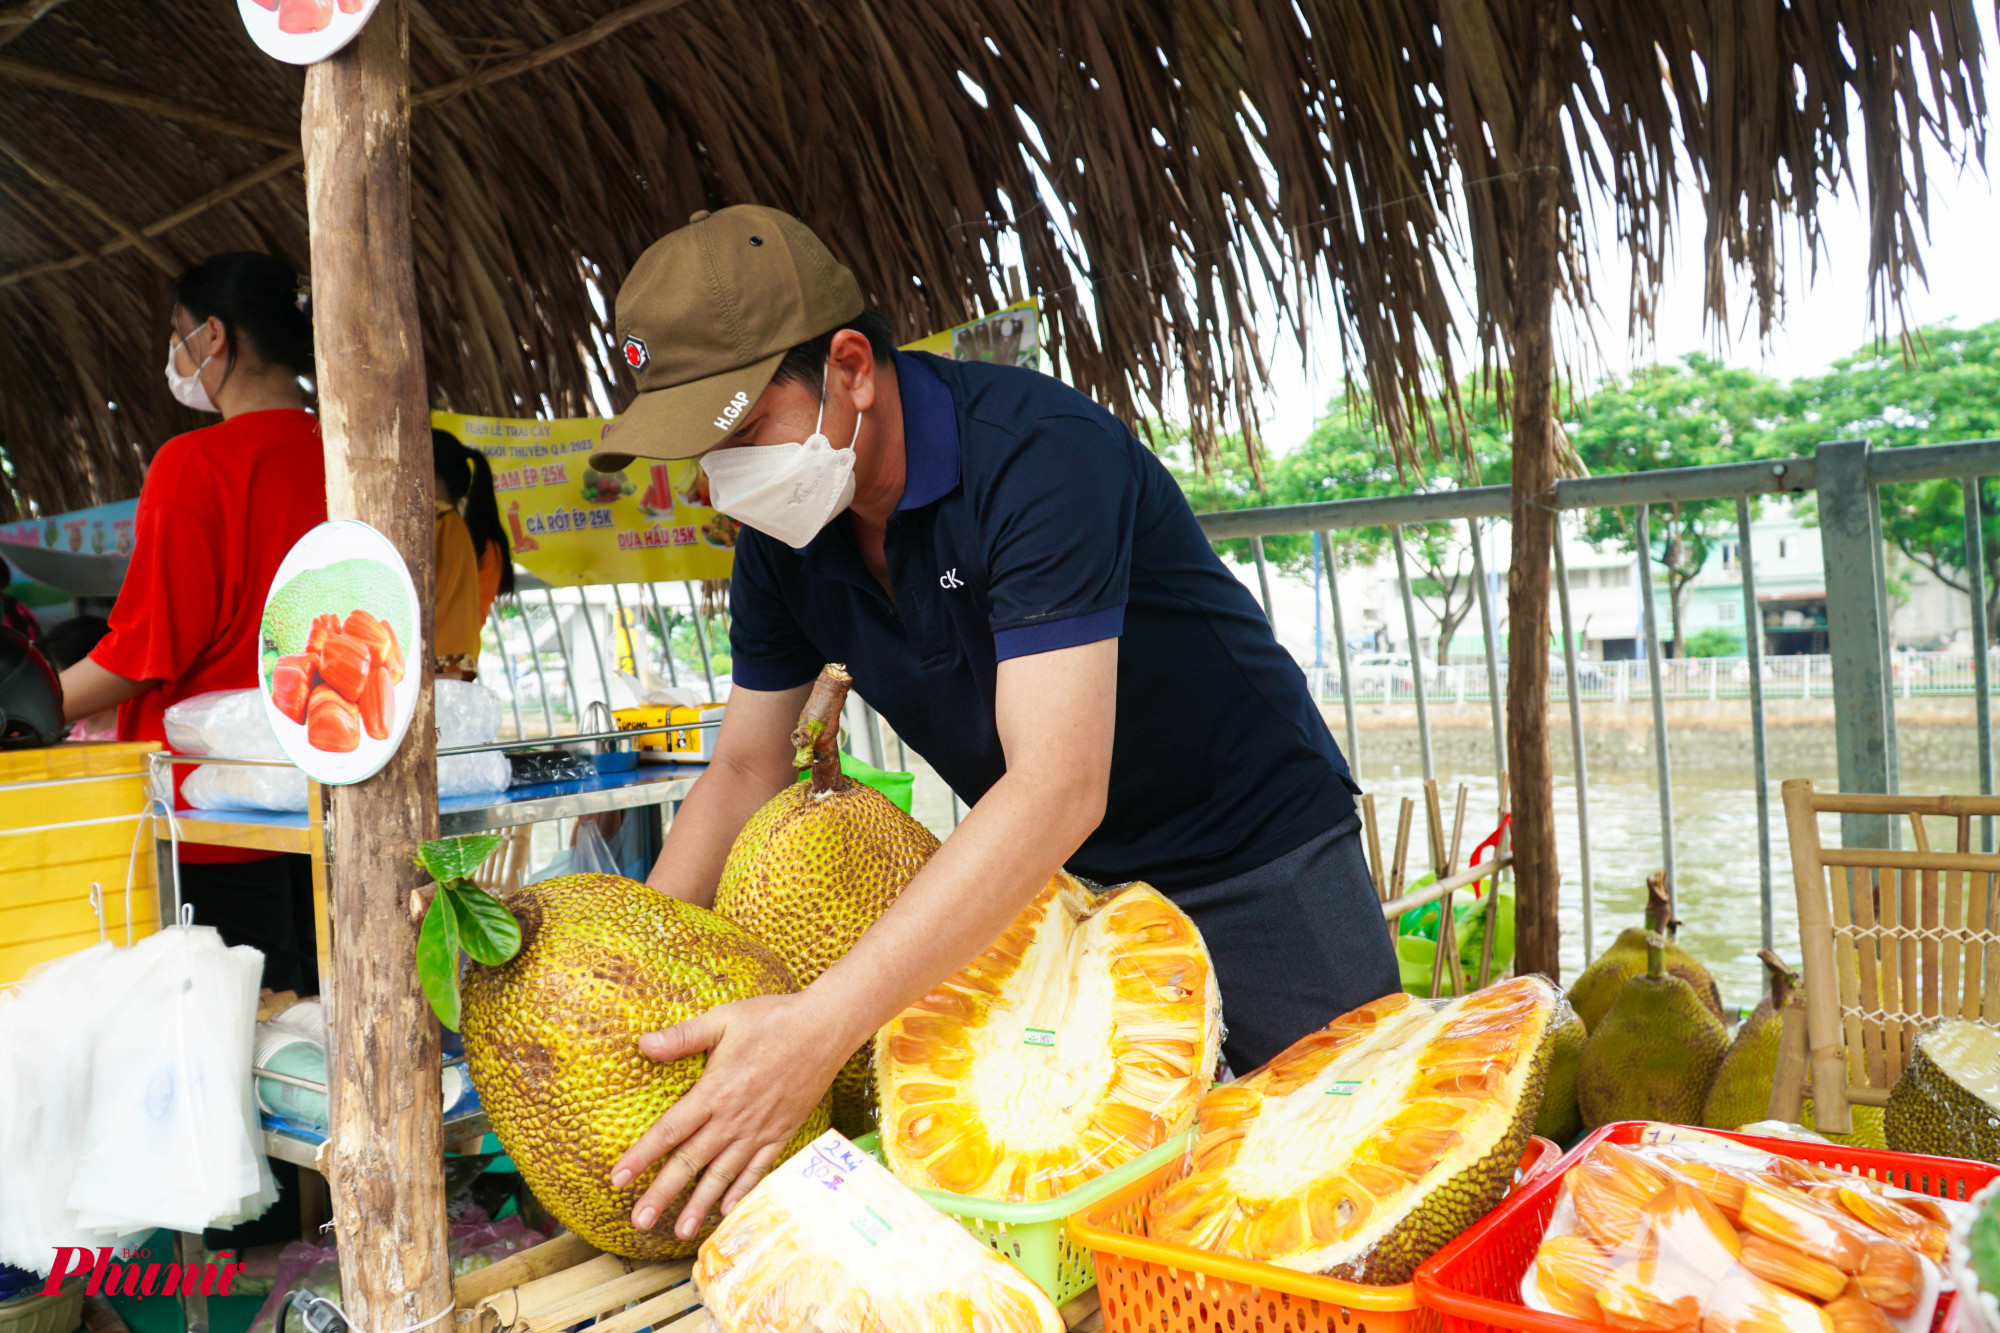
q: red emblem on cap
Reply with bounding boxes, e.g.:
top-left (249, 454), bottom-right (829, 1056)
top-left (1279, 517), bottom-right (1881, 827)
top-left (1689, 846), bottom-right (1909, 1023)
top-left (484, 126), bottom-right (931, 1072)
top-left (622, 335), bottom-right (649, 371)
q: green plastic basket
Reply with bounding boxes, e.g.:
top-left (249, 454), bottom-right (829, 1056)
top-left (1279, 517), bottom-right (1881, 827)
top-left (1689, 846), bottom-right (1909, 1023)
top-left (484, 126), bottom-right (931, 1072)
top-left (854, 1129), bottom-right (1192, 1305)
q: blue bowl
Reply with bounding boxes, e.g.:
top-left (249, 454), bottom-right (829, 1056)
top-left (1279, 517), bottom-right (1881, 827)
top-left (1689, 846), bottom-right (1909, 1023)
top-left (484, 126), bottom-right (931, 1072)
top-left (592, 751), bottom-right (639, 775)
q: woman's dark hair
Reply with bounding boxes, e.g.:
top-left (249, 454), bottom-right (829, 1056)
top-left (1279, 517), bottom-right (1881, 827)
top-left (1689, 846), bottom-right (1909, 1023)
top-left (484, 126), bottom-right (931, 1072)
top-left (432, 430), bottom-right (514, 596)
top-left (771, 310), bottom-right (898, 395)
top-left (39, 615), bottom-right (109, 672)
top-left (174, 252), bottom-right (313, 378)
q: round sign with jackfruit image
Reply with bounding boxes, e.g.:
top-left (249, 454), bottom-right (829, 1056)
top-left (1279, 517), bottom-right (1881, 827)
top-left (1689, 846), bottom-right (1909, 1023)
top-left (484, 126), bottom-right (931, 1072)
top-left (237, 0), bottom-right (380, 65)
top-left (259, 520), bottom-right (423, 784)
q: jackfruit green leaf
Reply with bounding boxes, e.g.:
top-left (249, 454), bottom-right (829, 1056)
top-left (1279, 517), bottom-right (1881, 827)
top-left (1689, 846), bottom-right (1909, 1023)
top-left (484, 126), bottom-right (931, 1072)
top-left (414, 833), bottom-right (504, 885)
top-left (445, 881), bottom-right (522, 966)
top-left (417, 892), bottom-right (463, 1031)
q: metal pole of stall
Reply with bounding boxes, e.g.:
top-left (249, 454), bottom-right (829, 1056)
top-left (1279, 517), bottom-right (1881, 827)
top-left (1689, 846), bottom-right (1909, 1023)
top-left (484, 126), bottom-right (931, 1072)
top-left (1737, 497), bottom-right (1776, 952)
top-left (644, 583), bottom-right (680, 688)
top-left (1552, 531), bottom-right (1595, 964)
top-left (1869, 491), bottom-right (1902, 808)
top-left (542, 587), bottom-right (585, 726)
top-left (686, 582), bottom-right (718, 701)
top-left (487, 605), bottom-right (526, 741)
top-left (1636, 504), bottom-right (1679, 915)
top-left (574, 586), bottom-right (614, 711)
top-left (518, 594), bottom-right (557, 737)
top-left (610, 582), bottom-right (636, 681)
top-left (1321, 531), bottom-right (1361, 777)
top-left (1468, 516), bottom-right (1507, 796)
top-left (1391, 525), bottom-right (1435, 782)
top-left (1251, 535), bottom-right (1276, 626)
top-left (1968, 477), bottom-right (1994, 852)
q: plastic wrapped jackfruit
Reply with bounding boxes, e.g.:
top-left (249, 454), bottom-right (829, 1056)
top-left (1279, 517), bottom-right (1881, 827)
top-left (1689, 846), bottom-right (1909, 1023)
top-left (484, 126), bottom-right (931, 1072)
top-left (1522, 1128), bottom-right (1969, 1333)
top-left (693, 1131), bottom-right (1063, 1333)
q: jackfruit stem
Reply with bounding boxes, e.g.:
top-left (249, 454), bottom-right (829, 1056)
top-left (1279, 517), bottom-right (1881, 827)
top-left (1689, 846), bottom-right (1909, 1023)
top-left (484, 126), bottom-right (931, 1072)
top-left (792, 664), bottom-right (855, 794)
top-left (1759, 948), bottom-right (1797, 1011)
top-left (1644, 931), bottom-right (1667, 980)
top-left (1644, 870), bottom-right (1679, 939)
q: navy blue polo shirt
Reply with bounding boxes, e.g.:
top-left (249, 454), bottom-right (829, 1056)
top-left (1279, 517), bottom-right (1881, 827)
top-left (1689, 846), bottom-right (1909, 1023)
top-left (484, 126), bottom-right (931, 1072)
top-left (728, 351), bottom-right (1358, 889)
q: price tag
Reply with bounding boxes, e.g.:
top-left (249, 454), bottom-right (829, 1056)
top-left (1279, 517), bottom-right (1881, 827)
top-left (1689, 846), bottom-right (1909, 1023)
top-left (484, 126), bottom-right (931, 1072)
top-left (848, 1206), bottom-right (892, 1247)
top-left (1023, 1029), bottom-right (1056, 1047)
top-left (1326, 1080), bottom-right (1362, 1096)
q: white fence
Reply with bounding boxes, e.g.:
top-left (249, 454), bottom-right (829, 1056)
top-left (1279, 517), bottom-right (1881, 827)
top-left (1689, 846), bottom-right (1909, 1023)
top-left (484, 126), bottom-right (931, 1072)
top-left (1307, 649), bottom-right (1996, 705)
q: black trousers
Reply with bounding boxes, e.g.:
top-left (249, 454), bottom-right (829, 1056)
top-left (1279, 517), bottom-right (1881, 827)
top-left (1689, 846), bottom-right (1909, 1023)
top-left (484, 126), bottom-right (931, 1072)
top-left (177, 852), bottom-right (320, 995)
top-left (1167, 814), bottom-right (1401, 1075)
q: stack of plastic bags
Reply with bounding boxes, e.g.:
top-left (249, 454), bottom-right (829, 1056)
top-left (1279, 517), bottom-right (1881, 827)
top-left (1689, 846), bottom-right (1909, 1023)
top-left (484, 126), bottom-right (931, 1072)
top-left (171, 678), bottom-right (510, 811)
top-left (0, 924), bottom-right (275, 1272)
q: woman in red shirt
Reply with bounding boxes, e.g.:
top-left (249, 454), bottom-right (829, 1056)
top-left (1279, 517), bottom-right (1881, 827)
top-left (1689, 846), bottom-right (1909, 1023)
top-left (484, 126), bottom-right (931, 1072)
top-left (59, 252), bottom-right (327, 993)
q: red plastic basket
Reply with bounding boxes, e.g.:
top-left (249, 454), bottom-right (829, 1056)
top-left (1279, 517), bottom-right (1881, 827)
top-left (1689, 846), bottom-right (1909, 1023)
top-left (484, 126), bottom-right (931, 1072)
top-left (1412, 1122), bottom-right (2000, 1333)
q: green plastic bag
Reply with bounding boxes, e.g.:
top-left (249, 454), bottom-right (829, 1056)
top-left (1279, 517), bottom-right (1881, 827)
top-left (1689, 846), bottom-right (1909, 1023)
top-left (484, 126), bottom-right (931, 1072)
top-left (1395, 888), bottom-right (1514, 997)
top-left (796, 752), bottom-right (915, 814)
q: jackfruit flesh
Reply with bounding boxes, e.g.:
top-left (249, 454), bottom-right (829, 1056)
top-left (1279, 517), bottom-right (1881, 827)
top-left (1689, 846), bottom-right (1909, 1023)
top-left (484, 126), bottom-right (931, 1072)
top-left (1144, 975), bottom-right (1560, 1284)
top-left (262, 558), bottom-right (415, 658)
top-left (1884, 1018), bottom-right (2000, 1163)
top-left (876, 872), bottom-right (1220, 1202)
top-left (715, 774), bottom-right (939, 1138)
top-left (461, 873), bottom-right (831, 1260)
top-left (694, 1130), bottom-right (1062, 1333)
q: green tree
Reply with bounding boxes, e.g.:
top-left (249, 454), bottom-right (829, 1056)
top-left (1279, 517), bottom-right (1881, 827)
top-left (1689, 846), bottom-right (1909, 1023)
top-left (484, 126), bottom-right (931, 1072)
top-left (1565, 355), bottom-right (1788, 655)
top-left (1773, 322), bottom-right (2000, 631)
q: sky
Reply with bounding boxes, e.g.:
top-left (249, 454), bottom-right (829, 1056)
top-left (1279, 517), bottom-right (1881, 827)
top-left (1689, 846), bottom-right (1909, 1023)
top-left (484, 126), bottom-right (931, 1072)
top-left (1255, 20), bottom-right (2000, 457)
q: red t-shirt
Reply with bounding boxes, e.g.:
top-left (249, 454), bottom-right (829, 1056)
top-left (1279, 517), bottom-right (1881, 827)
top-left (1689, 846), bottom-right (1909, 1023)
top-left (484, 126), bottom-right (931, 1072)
top-left (92, 409), bottom-right (327, 862)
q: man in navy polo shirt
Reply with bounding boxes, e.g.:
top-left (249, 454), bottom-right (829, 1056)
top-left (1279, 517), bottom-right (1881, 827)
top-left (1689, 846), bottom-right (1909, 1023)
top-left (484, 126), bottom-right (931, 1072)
top-left (589, 206), bottom-right (1398, 1244)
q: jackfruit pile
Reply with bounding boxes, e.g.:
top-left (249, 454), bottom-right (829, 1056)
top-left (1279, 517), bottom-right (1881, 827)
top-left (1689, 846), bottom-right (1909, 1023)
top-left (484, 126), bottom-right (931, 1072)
top-left (715, 663), bottom-right (938, 1138)
top-left (262, 558), bottom-right (415, 660)
top-left (695, 1130), bottom-right (1062, 1333)
top-left (877, 871), bottom-right (1220, 1200)
top-left (1526, 1137), bottom-right (1952, 1333)
top-left (1143, 976), bottom-right (1562, 1284)
top-left (460, 872), bottom-right (830, 1260)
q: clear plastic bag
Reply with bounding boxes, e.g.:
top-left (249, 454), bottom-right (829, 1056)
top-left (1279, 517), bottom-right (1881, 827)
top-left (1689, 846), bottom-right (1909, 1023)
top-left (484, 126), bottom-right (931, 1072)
top-left (1522, 1129), bottom-right (1966, 1333)
top-left (65, 924), bottom-right (277, 1235)
top-left (695, 1131), bottom-right (1063, 1333)
top-left (165, 689), bottom-right (286, 760)
top-left (526, 818), bottom-right (619, 883)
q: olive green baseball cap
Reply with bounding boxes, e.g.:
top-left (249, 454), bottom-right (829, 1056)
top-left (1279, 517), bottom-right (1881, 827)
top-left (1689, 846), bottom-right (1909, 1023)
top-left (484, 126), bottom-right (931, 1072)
top-left (590, 206), bottom-right (864, 471)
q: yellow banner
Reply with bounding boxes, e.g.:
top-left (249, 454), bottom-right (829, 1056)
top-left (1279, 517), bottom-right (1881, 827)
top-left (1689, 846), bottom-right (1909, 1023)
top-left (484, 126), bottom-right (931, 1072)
top-left (431, 411), bottom-right (737, 587)
top-left (432, 300), bottom-right (1037, 587)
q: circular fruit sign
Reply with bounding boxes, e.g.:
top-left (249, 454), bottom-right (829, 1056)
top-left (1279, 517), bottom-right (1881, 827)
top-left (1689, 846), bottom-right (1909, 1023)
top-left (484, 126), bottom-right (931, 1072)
top-left (259, 520), bottom-right (422, 784)
top-left (237, 0), bottom-right (379, 65)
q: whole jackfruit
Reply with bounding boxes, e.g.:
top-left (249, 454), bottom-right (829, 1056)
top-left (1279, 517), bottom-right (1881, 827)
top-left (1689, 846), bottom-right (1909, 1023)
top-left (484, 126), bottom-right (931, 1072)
top-left (1567, 871), bottom-right (1724, 1033)
top-left (1535, 1009), bottom-right (1587, 1145)
top-left (1701, 949), bottom-right (1796, 1131)
top-left (1577, 932), bottom-right (1729, 1128)
top-left (262, 558), bottom-right (416, 658)
top-left (1144, 976), bottom-right (1560, 1284)
top-left (877, 872), bottom-right (1220, 1201)
top-left (461, 872), bottom-right (830, 1259)
top-left (1885, 1017), bottom-right (2000, 1163)
top-left (714, 664), bottom-right (938, 1138)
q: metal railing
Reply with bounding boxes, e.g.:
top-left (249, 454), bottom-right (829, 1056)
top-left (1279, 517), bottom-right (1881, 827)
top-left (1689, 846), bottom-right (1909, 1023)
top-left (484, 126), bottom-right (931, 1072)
top-left (1199, 438), bottom-right (1999, 964)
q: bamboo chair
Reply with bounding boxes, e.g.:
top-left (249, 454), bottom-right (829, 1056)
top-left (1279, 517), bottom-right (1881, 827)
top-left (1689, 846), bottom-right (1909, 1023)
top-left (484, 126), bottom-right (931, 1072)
top-left (1781, 779), bottom-right (2000, 1136)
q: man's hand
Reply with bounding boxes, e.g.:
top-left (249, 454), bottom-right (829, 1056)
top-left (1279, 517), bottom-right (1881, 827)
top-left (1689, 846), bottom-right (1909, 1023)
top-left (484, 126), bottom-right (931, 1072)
top-left (612, 991), bottom-right (854, 1240)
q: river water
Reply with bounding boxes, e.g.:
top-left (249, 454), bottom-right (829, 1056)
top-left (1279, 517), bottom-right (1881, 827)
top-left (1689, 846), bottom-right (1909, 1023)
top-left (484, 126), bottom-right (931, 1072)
top-left (901, 744), bottom-right (1977, 1018)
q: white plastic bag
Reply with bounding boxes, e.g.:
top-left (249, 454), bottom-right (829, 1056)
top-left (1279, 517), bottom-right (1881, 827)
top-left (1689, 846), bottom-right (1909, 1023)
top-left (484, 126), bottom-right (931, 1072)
top-left (437, 678), bottom-right (502, 747)
top-left (439, 752), bottom-right (511, 798)
top-left (65, 924), bottom-right (277, 1235)
top-left (165, 689), bottom-right (285, 760)
top-left (527, 819), bottom-right (620, 883)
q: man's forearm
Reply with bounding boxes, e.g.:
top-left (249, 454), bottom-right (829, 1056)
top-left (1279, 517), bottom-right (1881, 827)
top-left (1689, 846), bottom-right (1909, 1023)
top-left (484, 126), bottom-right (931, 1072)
top-left (57, 658), bottom-right (154, 724)
top-left (803, 765), bottom-right (1101, 1053)
top-left (646, 756), bottom-right (790, 905)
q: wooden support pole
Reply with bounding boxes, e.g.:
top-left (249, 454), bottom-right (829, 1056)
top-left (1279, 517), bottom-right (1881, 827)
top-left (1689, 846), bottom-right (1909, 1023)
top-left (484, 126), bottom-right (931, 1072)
top-left (302, 2), bottom-right (453, 1328)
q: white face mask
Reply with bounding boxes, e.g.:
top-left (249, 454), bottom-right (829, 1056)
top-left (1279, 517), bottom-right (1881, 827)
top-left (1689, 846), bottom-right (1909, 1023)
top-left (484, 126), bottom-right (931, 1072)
top-left (700, 369), bottom-right (860, 550)
top-left (165, 328), bottom-right (218, 413)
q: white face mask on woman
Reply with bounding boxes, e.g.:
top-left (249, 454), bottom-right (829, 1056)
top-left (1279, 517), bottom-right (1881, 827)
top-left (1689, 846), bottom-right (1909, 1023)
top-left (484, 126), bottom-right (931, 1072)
top-left (165, 327), bottom-right (219, 414)
top-left (699, 366), bottom-right (861, 550)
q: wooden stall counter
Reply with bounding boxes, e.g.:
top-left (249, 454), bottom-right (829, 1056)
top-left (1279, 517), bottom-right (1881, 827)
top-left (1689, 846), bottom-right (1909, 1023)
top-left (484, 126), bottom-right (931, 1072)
top-left (0, 741), bottom-right (160, 985)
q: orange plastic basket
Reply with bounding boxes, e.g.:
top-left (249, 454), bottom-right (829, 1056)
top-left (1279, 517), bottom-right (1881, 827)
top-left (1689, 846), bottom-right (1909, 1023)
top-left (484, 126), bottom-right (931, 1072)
top-left (1412, 1122), bottom-right (2000, 1333)
top-left (1070, 1135), bottom-right (1561, 1333)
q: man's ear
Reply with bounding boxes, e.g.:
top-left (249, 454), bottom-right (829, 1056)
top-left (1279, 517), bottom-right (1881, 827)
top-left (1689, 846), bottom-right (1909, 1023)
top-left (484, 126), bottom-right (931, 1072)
top-left (827, 328), bottom-right (877, 414)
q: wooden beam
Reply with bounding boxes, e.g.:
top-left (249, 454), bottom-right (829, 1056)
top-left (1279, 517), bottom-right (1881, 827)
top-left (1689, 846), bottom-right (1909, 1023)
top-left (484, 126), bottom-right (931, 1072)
top-left (0, 150), bottom-right (300, 292)
top-left (0, 133), bottom-right (175, 273)
top-left (0, 57), bottom-right (296, 149)
top-left (302, 2), bottom-right (452, 1330)
top-left (413, 0), bottom-right (694, 106)
top-left (0, 0), bottom-right (69, 51)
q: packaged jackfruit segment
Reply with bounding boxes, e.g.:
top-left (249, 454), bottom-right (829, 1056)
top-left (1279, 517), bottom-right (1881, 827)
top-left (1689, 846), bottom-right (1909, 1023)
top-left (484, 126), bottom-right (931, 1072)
top-left (1520, 1129), bottom-right (1972, 1333)
top-left (875, 872), bottom-right (1221, 1201)
top-left (692, 1131), bottom-right (1064, 1333)
top-left (1142, 975), bottom-right (1564, 1285)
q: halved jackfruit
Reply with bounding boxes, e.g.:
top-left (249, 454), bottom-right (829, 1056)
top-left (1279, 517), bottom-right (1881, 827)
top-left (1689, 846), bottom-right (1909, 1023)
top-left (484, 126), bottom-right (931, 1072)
top-left (875, 872), bottom-right (1220, 1201)
top-left (1144, 976), bottom-right (1561, 1284)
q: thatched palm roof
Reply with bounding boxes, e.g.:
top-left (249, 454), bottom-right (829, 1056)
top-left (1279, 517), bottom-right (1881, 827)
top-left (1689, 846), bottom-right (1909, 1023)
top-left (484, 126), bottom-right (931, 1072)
top-left (0, 0), bottom-right (1985, 520)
